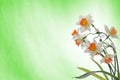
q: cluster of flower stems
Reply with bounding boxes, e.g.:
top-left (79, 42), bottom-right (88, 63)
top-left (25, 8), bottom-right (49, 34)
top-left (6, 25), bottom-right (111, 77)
top-left (74, 24), bottom-right (119, 80)
top-left (89, 24), bottom-right (119, 80)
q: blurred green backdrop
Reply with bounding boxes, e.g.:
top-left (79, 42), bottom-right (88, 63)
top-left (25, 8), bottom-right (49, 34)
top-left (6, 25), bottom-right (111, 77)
top-left (0, 0), bottom-right (120, 80)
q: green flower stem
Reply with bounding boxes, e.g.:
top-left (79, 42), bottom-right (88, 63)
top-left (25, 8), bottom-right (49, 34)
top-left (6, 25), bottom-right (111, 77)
top-left (111, 62), bottom-right (116, 76)
top-left (93, 33), bottom-right (100, 41)
top-left (114, 57), bottom-right (117, 77)
top-left (100, 32), bottom-right (112, 42)
top-left (91, 58), bottom-right (109, 80)
top-left (115, 55), bottom-right (120, 78)
top-left (98, 53), bottom-right (114, 78)
top-left (91, 24), bottom-right (119, 79)
top-left (106, 41), bottom-right (119, 78)
top-left (102, 41), bottom-right (119, 80)
top-left (99, 40), bottom-right (118, 80)
top-left (91, 24), bottom-right (99, 32)
top-left (103, 48), bottom-right (115, 80)
top-left (96, 71), bottom-right (119, 80)
top-left (108, 65), bottom-right (114, 80)
top-left (91, 24), bottom-right (114, 76)
top-left (76, 68), bottom-right (119, 80)
top-left (82, 33), bottom-right (96, 40)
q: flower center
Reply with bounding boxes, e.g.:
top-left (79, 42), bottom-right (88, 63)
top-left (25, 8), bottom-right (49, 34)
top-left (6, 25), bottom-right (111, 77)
top-left (80, 18), bottom-right (88, 27)
top-left (88, 43), bottom-right (97, 51)
top-left (71, 29), bottom-right (78, 36)
top-left (105, 57), bottom-right (113, 64)
top-left (109, 27), bottom-right (117, 36)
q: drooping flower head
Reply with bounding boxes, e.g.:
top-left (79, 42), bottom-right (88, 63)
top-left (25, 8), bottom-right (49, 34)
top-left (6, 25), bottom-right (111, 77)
top-left (76, 14), bottom-right (93, 32)
top-left (74, 35), bottom-right (84, 47)
top-left (74, 38), bottom-right (82, 46)
top-left (104, 25), bottom-right (118, 38)
top-left (101, 54), bottom-right (115, 64)
top-left (71, 29), bottom-right (86, 47)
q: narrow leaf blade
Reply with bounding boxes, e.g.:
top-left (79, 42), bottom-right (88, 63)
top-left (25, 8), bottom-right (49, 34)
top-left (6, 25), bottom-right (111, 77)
top-left (77, 67), bottom-right (105, 80)
top-left (75, 71), bottom-right (97, 79)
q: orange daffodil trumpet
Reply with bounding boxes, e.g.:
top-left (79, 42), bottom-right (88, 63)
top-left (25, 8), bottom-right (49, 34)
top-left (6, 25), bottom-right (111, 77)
top-left (100, 54), bottom-right (115, 64)
top-left (76, 14), bottom-right (93, 32)
top-left (71, 15), bottom-right (119, 80)
top-left (71, 29), bottom-right (78, 36)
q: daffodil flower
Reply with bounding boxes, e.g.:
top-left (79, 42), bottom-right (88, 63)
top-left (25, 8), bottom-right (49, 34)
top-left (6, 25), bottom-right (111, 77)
top-left (104, 25), bottom-right (118, 38)
top-left (84, 41), bottom-right (102, 57)
top-left (74, 35), bottom-right (85, 47)
top-left (71, 30), bottom-right (86, 47)
top-left (76, 14), bottom-right (93, 32)
top-left (71, 15), bottom-right (120, 80)
top-left (100, 54), bottom-right (115, 64)
top-left (71, 29), bottom-right (83, 47)
top-left (74, 38), bottom-right (81, 46)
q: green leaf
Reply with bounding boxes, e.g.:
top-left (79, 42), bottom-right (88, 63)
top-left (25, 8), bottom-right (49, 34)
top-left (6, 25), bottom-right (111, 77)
top-left (75, 71), bottom-right (97, 79)
top-left (77, 67), bottom-right (105, 80)
top-left (75, 69), bottom-right (119, 80)
top-left (119, 72), bottom-right (120, 79)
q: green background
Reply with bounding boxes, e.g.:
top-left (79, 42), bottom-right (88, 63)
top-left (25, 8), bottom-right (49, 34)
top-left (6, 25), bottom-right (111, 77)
top-left (0, 0), bottom-right (120, 80)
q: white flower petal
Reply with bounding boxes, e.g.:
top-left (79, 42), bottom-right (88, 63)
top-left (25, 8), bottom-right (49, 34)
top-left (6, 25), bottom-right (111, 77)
top-left (84, 48), bottom-right (89, 53)
top-left (110, 42), bottom-right (116, 50)
top-left (81, 43), bottom-right (85, 49)
top-left (86, 26), bottom-right (91, 31)
top-left (86, 14), bottom-right (92, 20)
top-left (89, 53), bottom-right (96, 58)
top-left (107, 54), bottom-right (115, 58)
top-left (86, 14), bottom-right (93, 24)
top-left (76, 21), bottom-right (80, 25)
top-left (85, 40), bottom-right (90, 46)
top-left (79, 16), bottom-right (83, 20)
top-left (100, 59), bottom-right (104, 64)
top-left (111, 34), bottom-right (118, 39)
top-left (79, 27), bottom-right (86, 33)
top-left (104, 25), bottom-right (109, 33)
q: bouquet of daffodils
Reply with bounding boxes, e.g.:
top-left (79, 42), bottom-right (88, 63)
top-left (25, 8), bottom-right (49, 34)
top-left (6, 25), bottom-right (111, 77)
top-left (71, 14), bottom-right (120, 80)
